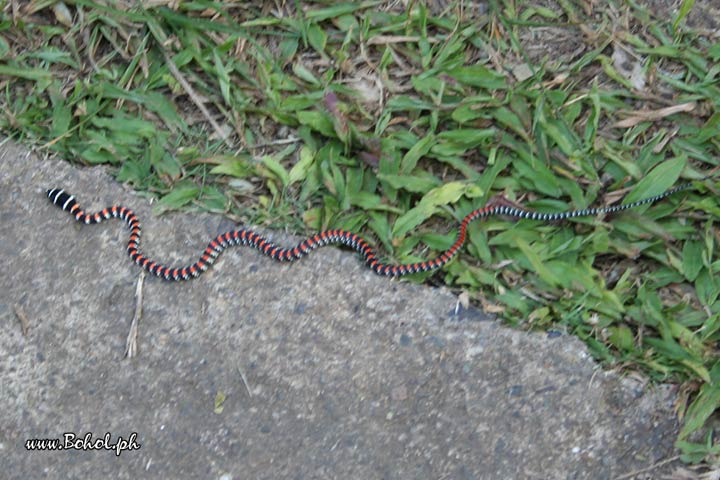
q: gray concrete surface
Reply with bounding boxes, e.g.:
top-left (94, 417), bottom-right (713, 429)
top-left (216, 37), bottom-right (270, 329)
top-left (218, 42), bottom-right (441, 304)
top-left (0, 139), bottom-right (679, 479)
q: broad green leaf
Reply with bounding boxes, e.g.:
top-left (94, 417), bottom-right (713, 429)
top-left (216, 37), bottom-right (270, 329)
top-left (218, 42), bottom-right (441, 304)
top-left (209, 156), bottom-right (255, 178)
top-left (434, 154), bottom-right (480, 180)
top-left (540, 118), bottom-right (578, 156)
top-left (307, 23), bottom-right (327, 53)
top-left (437, 128), bottom-right (496, 148)
top-left (677, 439), bottom-right (720, 464)
top-left (515, 237), bottom-right (559, 287)
top-left (289, 146), bottom-right (315, 185)
top-left (608, 325), bottom-right (635, 352)
top-left (260, 154), bottom-right (290, 187)
top-left (198, 186), bottom-right (227, 212)
top-left (305, 3), bottom-right (366, 21)
top-left (91, 115), bottom-right (156, 139)
top-left (0, 64), bottom-right (52, 80)
top-left (668, 320), bottom-right (707, 362)
top-left (214, 391), bottom-right (226, 414)
top-left (51, 104), bottom-right (71, 138)
top-left (297, 111), bottom-right (336, 137)
top-left (695, 269), bottom-right (719, 306)
top-left (303, 207), bottom-right (322, 230)
top-left (682, 240), bottom-right (703, 281)
top-left (392, 182), bottom-right (481, 238)
top-left (377, 173), bottom-right (440, 193)
top-left (492, 107), bottom-right (529, 139)
top-left (400, 134), bottom-right (435, 173)
top-left (513, 157), bottom-right (562, 197)
top-left (446, 65), bottom-right (507, 90)
top-left (213, 49), bottom-right (231, 105)
top-left (292, 63), bottom-right (320, 85)
top-left (623, 155), bottom-right (687, 205)
top-left (154, 185), bottom-right (199, 215)
top-left (0, 36), bottom-right (9, 58)
top-left (386, 95), bottom-right (435, 111)
top-left (350, 191), bottom-right (385, 210)
top-left (679, 381), bottom-right (720, 440)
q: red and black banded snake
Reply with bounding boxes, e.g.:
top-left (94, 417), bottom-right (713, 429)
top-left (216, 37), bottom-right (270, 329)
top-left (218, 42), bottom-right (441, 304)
top-left (47, 181), bottom-right (703, 282)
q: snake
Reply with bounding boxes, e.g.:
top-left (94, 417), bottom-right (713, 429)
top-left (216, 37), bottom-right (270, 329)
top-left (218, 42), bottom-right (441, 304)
top-left (47, 181), bottom-right (698, 281)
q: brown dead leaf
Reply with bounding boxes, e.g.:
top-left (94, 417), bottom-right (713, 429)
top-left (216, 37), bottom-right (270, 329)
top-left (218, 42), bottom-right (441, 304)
top-left (613, 102), bottom-right (696, 128)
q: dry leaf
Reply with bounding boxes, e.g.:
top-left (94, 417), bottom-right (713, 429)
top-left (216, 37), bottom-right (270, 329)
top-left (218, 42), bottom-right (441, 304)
top-left (613, 102), bottom-right (696, 128)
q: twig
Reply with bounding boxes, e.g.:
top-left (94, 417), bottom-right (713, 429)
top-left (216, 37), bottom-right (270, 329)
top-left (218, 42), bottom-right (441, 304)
top-left (244, 136), bottom-right (300, 149)
top-left (160, 47), bottom-right (234, 149)
top-left (612, 455), bottom-right (681, 480)
top-left (125, 271), bottom-right (145, 358)
top-left (613, 102), bottom-right (696, 128)
top-left (237, 365), bottom-right (252, 398)
top-left (366, 35), bottom-right (439, 45)
top-left (13, 304), bottom-right (29, 336)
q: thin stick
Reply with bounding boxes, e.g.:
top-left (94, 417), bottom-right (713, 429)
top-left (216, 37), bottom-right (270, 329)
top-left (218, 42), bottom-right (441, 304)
top-left (125, 271), bottom-right (145, 358)
top-left (244, 136), bottom-right (300, 149)
top-left (612, 455), bottom-right (680, 480)
top-left (13, 304), bottom-right (30, 336)
top-left (238, 364), bottom-right (253, 398)
top-left (160, 48), bottom-right (234, 149)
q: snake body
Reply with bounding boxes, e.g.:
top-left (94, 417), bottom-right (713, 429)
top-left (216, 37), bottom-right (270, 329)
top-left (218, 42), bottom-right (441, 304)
top-left (47, 183), bottom-right (695, 281)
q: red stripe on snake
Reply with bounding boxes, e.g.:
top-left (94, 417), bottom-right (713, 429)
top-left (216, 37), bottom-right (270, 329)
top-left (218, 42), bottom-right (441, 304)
top-left (47, 182), bottom-right (697, 281)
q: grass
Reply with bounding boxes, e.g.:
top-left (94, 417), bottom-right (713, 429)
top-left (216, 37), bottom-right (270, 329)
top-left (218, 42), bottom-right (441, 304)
top-left (1, 0), bottom-right (719, 465)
